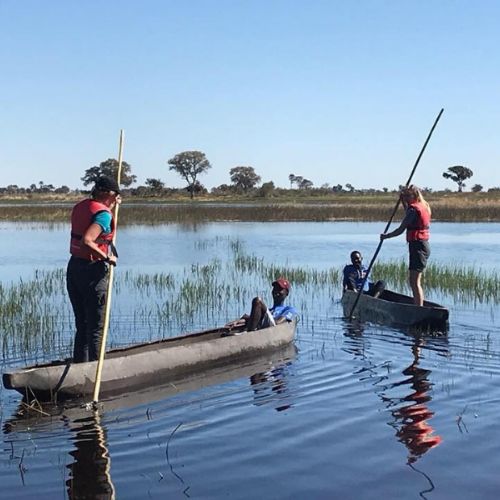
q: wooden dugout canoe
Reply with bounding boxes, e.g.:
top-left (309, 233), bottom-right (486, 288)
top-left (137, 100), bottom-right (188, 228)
top-left (4, 343), bottom-right (297, 432)
top-left (2, 321), bottom-right (297, 401)
top-left (341, 289), bottom-right (449, 331)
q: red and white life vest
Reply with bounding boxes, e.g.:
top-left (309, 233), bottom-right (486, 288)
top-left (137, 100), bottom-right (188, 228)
top-left (69, 199), bottom-right (114, 260)
top-left (406, 201), bottom-right (430, 242)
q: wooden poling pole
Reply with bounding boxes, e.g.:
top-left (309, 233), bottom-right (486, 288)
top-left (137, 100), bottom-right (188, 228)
top-left (348, 109), bottom-right (444, 319)
top-left (92, 129), bottom-right (124, 404)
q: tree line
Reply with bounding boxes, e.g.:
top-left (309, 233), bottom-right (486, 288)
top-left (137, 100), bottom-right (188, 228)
top-left (0, 152), bottom-right (495, 197)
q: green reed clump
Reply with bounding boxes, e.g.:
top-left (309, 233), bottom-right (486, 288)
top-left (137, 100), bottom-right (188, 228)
top-left (373, 260), bottom-right (500, 304)
top-left (0, 269), bottom-right (71, 360)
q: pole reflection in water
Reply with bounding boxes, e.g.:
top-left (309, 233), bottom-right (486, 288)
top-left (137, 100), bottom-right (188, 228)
top-left (249, 361), bottom-right (293, 412)
top-left (65, 412), bottom-right (115, 500)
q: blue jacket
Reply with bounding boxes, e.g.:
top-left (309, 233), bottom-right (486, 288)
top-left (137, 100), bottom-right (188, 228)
top-left (343, 264), bottom-right (370, 292)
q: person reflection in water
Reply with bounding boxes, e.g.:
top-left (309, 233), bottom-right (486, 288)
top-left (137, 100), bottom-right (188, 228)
top-left (390, 342), bottom-right (442, 464)
top-left (250, 363), bottom-right (292, 412)
top-left (66, 414), bottom-right (115, 499)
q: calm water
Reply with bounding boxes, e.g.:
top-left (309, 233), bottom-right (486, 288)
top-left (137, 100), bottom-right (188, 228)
top-left (1, 221), bottom-right (500, 499)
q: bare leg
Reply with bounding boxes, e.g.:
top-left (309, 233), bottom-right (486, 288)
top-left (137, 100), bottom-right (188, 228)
top-left (246, 297), bottom-right (268, 331)
top-left (409, 270), bottom-right (424, 306)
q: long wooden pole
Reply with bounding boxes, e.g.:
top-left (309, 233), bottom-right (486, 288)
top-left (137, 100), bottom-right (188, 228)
top-left (348, 109), bottom-right (444, 319)
top-left (92, 129), bottom-right (124, 405)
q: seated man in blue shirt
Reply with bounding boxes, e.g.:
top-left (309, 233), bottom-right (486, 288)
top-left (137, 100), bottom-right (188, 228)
top-left (225, 278), bottom-right (298, 332)
top-left (343, 251), bottom-right (385, 298)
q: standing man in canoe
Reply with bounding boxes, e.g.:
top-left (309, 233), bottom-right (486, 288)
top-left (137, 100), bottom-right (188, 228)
top-left (380, 185), bottom-right (431, 306)
top-left (67, 176), bottom-right (121, 363)
top-left (225, 278), bottom-right (298, 331)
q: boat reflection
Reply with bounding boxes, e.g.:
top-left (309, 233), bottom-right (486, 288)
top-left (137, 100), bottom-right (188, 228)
top-left (65, 413), bottom-right (115, 499)
top-left (343, 320), bottom-right (446, 464)
top-left (3, 344), bottom-right (297, 497)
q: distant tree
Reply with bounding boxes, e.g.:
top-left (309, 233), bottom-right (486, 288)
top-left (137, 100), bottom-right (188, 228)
top-left (37, 181), bottom-right (55, 193)
top-left (345, 183), bottom-right (355, 192)
top-left (145, 178), bottom-right (165, 195)
top-left (442, 165), bottom-right (473, 192)
top-left (211, 183), bottom-right (233, 194)
top-left (320, 183), bottom-right (330, 189)
top-left (383, 187), bottom-right (388, 193)
top-left (81, 158), bottom-right (136, 188)
top-left (54, 185), bottom-right (70, 194)
top-left (471, 184), bottom-right (483, 193)
top-left (298, 178), bottom-right (313, 189)
top-left (168, 151), bottom-right (211, 199)
top-left (185, 180), bottom-right (207, 196)
top-left (288, 174), bottom-right (296, 189)
top-left (230, 166), bottom-right (261, 192)
top-left (259, 181), bottom-right (275, 198)
top-left (332, 184), bottom-right (343, 193)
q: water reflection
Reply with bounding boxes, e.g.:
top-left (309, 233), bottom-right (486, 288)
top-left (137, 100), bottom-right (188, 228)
top-left (343, 320), bottom-right (445, 464)
top-left (385, 341), bottom-right (443, 464)
top-left (249, 361), bottom-right (293, 412)
top-left (65, 413), bottom-right (115, 499)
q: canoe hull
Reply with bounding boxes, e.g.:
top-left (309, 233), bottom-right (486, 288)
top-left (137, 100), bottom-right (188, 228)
top-left (342, 289), bottom-right (449, 331)
top-left (3, 321), bottom-right (297, 401)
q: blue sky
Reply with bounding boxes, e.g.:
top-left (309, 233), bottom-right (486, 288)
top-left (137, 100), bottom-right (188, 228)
top-left (1, 1), bottom-right (499, 191)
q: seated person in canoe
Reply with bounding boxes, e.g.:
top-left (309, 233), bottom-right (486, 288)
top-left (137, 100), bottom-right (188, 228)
top-left (343, 251), bottom-right (385, 297)
top-left (225, 278), bottom-right (298, 331)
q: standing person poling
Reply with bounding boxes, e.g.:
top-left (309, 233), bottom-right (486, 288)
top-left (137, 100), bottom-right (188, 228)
top-left (67, 176), bottom-right (121, 363)
top-left (343, 251), bottom-right (385, 297)
top-left (380, 185), bottom-right (431, 306)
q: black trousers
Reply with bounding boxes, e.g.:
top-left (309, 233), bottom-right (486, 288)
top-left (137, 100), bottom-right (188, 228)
top-left (66, 256), bottom-right (109, 363)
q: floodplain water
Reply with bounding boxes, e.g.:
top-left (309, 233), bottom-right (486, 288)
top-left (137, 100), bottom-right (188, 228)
top-left (1, 221), bottom-right (500, 499)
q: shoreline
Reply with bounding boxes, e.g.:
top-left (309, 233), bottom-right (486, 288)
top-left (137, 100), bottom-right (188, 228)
top-left (1, 193), bottom-right (499, 223)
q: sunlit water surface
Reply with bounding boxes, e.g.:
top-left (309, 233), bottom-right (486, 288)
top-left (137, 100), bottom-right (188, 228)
top-left (1, 221), bottom-right (500, 499)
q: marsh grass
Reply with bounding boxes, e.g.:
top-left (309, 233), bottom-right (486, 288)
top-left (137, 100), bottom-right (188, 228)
top-left (2, 193), bottom-right (500, 223)
top-left (373, 260), bottom-right (500, 304)
top-left (1, 239), bottom-right (499, 360)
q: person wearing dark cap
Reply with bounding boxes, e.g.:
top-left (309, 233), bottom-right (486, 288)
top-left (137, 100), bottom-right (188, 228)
top-left (225, 278), bottom-right (298, 332)
top-left (66, 176), bottom-right (121, 363)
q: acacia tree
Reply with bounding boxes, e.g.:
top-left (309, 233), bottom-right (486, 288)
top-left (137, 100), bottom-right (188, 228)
top-left (288, 174), bottom-right (296, 188)
top-left (230, 166), bottom-right (261, 192)
top-left (81, 158), bottom-right (136, 188)
top-left (442, 165), bottom-right (473, 192)
top-left (167, 151), bottom-right (211, 199)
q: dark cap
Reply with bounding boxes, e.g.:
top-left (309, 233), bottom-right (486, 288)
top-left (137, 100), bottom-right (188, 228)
top-left (272, 277), bottom-right (290, 291)
top-left (94, 176), bottom-right (121, 194)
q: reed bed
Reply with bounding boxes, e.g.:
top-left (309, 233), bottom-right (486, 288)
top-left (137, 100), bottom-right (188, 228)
top-left (1, 199), bottom-right (500, 223)
top-left (373, 260), bottom-right (500, 304)
top-left (1, 239), bottom-right (499, 360)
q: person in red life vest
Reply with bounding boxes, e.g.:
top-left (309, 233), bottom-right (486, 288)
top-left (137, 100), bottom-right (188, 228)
top-left (380, 185), bottom-right (431, 306)
top-left (66, 176), bottom-right (121, 363)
